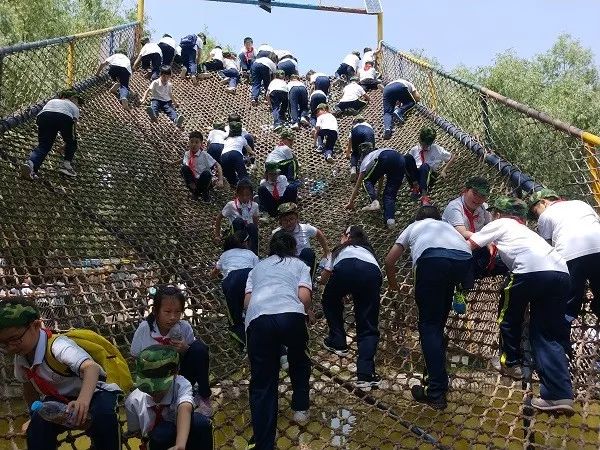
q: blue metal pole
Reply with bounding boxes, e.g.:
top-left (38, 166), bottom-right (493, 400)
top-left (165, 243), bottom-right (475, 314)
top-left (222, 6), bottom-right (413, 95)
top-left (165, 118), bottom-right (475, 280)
top-left (201, 0), bottom-right (369, 14)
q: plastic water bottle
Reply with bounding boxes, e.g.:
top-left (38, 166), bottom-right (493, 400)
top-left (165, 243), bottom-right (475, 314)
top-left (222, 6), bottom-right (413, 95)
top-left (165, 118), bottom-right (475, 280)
top-left (31, 400), bottom-right (90, 429)
top-left (452, 290), bottom-right (467, 315)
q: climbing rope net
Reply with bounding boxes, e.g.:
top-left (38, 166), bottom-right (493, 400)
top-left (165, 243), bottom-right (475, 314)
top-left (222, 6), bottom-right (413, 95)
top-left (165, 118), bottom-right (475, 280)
top-left (0, 23), bottom-right (598, 449)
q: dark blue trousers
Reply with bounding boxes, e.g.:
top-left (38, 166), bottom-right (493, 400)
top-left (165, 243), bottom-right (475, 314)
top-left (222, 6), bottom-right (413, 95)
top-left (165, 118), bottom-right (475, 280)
top-left (270, 90), bottom-right (288, 127)
top-left (277, 59), bottom-right (298, 77)
top-left (317, 129), bottom-right (337, 158)
top-left (566, 252), bottom-right (600, 318)
top-left (27, 390), bottom-right (120, 450)
top-left (243, 132), bottom-right (255, 151)
top-left (337, 99), bottom-right (367, 112)
top-left (472, 246), bottom-right (509, 279)
top-left (180, 47), bottom-right (197, 75)
top-left (108, 65), bottom-right (130, 100)
top-left (258, 183), bottom-right (298, 217)
top-left (181, 166), bottom-right (212, 199)
top-left (256, 50), bottom-right (271, 58)
top-left (141, 53), bottom-right (162, 80)
top-left (222, 268), bottom-right (252, 347)
top-left (204, 59), bottom-right (224, 71)
top-left (414, 254), bottom-right (474, 400)
top-left (207, 143), bottom-right (224, 164)
top-left (238, 52), bottom-right (254, 71)
top-left (179, 339), bottom-right (211, 399)
top-left (150, 100), bottom-right (178, 122)
top-left (247, 312), bottom-right (310, 450)
top-left (220, 151), bottom-right (248, 187)
top-left (500, 271), bottom-right (573, 400)
top-left (232, 217), bottom-right (259, 255)
top-left (148, 412), bottom-right (213, 450)
top-left (363, 149), bottom-right (405, 221)
top-left (322, 258), bottom-right (382, 375)
top-left (251, 63), bottom-right (271, 101)
top-left (219, 67), bottom-right (240, 88)
top-left (335, 62), bottom-right (355, 79)
top-left (158, 42), bottom-right (175, 65)
top-left (350, 128), bottom-right (375, 169)
top-left (404, 154), bottom-right (433, 193)
top-left (288, 86), bottom-right (309, 124)
top-left (310, 92), bottom-right (327, 127)
top-left (30, 111), bottom-right (77, 171)
top-left (382, 83), bottom-right (415, 132)
top-left (299, 247), bottom-right (316, 279)
top-left (314, 76), bottom-right (330, 95)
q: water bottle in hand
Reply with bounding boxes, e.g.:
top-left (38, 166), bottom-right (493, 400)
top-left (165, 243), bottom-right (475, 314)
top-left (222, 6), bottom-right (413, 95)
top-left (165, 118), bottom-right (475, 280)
top-left (31, 400), bottom-right (90, 429)
top-left (452, 289), bottom-right (467, 315)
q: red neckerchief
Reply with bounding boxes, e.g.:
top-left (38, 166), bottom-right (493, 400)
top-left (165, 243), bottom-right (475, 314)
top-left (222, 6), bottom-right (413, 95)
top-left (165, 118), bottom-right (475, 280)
top-left (272, 180), bottom-right (280, 200)
top-left (461, 197), bottom-right (479, 233)
top-left (234, 198), bottom-right (252, 223)
top-left (506, 215), bottom-right (526, 225)
top-left (152, 336), bottom-right (173, 345)
top-left (419, 145), bottom-right (427, 167)
top-left (187, 150), bottom-right (198, 178)
top-left (244, 48), bottom-right (254, 62)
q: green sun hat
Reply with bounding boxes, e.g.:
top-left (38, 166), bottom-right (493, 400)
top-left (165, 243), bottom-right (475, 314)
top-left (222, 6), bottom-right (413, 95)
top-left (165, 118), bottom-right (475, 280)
top-left (487, 196), bottom-right (528, 218)
top-left (527, 188), bottom-right (560, 210)
top-left (316, 103), bottom-right (328, 111)
top-left (279, 128), bottom-right (295, 141)
top-left (465, 177), bottom-right (491, 197)
top-left (0, 300), bottom-right (40, 329)
top-left (277, 202), bottom-right (298, 216)
top-left (134, 345), bottom-right (179, 394)
top-left (265, 162), bottom-right (281, 173)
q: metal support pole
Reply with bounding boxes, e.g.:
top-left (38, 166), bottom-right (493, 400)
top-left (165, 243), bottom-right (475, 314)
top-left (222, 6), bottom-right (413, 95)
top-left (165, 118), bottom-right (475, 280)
top-left (135, 0), bottom-right (145, 51)
top-left (377, 13), bottom-right (383, 42)
top-left (67, 41), bottom-right (75, 87)
top-left (480, 92), bottom-right (492, 149)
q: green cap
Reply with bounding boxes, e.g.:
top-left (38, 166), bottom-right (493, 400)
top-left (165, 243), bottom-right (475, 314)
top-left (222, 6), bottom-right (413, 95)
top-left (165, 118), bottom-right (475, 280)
top-left (279, 128), bottom-right (294, 141)
top-left (349, 76), bottom-right (359, 82)
top-left (0, 300), bottom-right (40, 329)
top-left (277, 202), bottom-right (298, 216)
top-left (229, 121), bottom-right (242, 133)
top-left (59, 89), bottom-right (83, 105)
top-left (527, 188), bottom-right (560, 210)
top-left (487, 196), bottom-right (528, 218)
top-left (212, 120), bottom-right (226, 130)
top-left (359, 142), bottom-right (374, 155)
top-left (265, 162), bottom-right (281, 173)
top-left (352, 115), bottom-right (365, 125)
top-left (465, 177), bottom-right (490, 197)
top-left (134, 345), bottom-right (179, 394)
top-left (316, 103), bottom-right (328, 111)
top-left (275, 69), bottom-right (285, 77)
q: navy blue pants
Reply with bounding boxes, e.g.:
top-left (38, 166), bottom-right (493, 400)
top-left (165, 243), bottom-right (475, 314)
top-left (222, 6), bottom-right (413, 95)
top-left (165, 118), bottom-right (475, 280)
top-left (204, 59), bottom-right (224, 71)
top-left (500, 271), bottom-right (573, 400)
top-left (414, 255), bottom-right (474, 400)
top-left (350, 130), bottom-right (375, 170)
top-left (148, 412), bottom-right (213, 450)
top-left (404, 155), bottom-right (433, 194)
top-left (363, 149), bottom-right (405, 221)
top-left (382, 83), bottom-right (415, 132)
top-left (314, 76), bottom-right (330, 95)
top-left (317, 129), bottom-right (337, 158)
top-left (337, 99), bottom-right (367, 112)
top-left (28, 390), bottom-right (120, 450)
top-left (335, 62), bottom-right (355, 79)
top-left (219, 67), bottom-right (240, 88)
top-left (30, 111), bottom-right (77, 171)
top-left (322, 258), bottom-right (382, 375)
top-left (207, 143), bottom-right (224, 164)
top-left (220, 151), bottom-right (248, 187)
top-left (179, 339), bottom-right (211, 399)
top-left (180, 47), bottom-right (197, 75)
top-left (232, 217), bottom-right (259, 255)
top-left (158, 42), bottom-right (175, 65)
top-left (360, 78), bottom-right (380, 91)
top-left (472, 246), bottom-right (509, 279)
top-left (288, 86), bottom-right (309, 124)
top-left (222, 268), bottom-right (252, 347)
top-left (258, 183), bottom-right (298, 217)
top-left (251, 63), bottom-right (271, 101)
top-left (299, 247), bottom-right (316, 279)
top-left (150, 99), bottom-right (178, 122)
top-left (108, 65), bottom-right (130, 100)
top-left (270, 90), bottom-right (288, 127)
top-left (181, 166), bottom-right (212, 198)
top-left (247, 312), bottom-right (310, 450)
top-left (566, 252), bottom-right (600, 319)
top-left (256, 50), bottom-right (271, 58)
top-left (141, 53), bottom-right (162, 80)
top-left (238, 52), bottom-right (254, 71)
top-left (310, 92), bottom-right (327, 127)
top-left (277, 59), bottom-right (298, 77)
top-left (243, 131), bottom-right (255, 151)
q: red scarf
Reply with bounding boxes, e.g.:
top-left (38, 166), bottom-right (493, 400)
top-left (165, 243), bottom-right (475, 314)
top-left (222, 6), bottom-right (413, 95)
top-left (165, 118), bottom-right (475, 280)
top-left (462, 205), bottom-right (478, 232)
top-left (272, 181), bottom-right (280, 200)
top-left (419, 146), bottom-right (427, 167)
top-left (244, 48), bottom-right (254, 62)
top-left (153, 336), bottom-right (173, 345)
top-left (187, 150), bottom-right (198, 178)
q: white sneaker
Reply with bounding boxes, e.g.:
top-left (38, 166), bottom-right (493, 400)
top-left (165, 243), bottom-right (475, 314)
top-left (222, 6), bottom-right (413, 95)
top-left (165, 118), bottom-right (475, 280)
top-left (292, 409), bottom-right (309, 425)
top-left (197, 73), bottom-right (212, 80)
top-left (225, 86), bottom-right (236, 93)
top-left (300, 116), bottom-right (309, 127)
top-left (180, 67), bottom-right (187, 78)
top-left (386, 219), bottom-right (396, 228)
top-left (350, 166), bottom-right (357, 182)
top-left (361, 200), bottom-right (380, 212)
top-left (58, 161), bottom-right (77, 177)
top-left (290, 123), bottom-right (299, 130)
top-left (194, 395), bottom-right (213, 417)
top-left (491, 357), bottom-right (523, 380)
top-left (280, 355), bottom-right (289, 370)
top-left (325, 155), bottom-right (333, 163)
top-left (531, 397), bottom-right (574, 414)
top-left (175, 115), bottom-right (185, 128)
top-left (120, 98), bottom-right (130, 111)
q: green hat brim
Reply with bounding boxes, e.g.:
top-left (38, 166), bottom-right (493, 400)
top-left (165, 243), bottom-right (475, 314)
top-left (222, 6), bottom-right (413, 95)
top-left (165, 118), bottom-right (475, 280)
top-left (134, 373), bottom-right (174, 394)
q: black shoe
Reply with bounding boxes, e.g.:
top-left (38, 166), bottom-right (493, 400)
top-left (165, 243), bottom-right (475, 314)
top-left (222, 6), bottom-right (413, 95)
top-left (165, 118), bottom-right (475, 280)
top-left (356, 373), bottom-right (381, 389)
top-left (201, 191), bottom-right (211, 203)
top-left (410, 385), bottom-right (447, 410)
top-left (323, 338), bottom-right (349, 357)
top-left (383, 129), bottom-right (392, 140)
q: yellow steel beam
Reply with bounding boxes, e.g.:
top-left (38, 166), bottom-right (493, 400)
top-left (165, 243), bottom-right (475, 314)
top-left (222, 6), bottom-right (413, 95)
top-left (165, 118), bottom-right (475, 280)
top-left (66, 41), bottom-right (75, 87)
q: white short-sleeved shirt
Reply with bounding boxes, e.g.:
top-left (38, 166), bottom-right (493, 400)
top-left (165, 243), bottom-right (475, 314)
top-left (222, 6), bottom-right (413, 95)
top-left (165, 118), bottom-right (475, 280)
top-left (223, 58), bottom-right (240, 71)
top-left (244, 255), bottom-right (312, 329)
top-left (207, 129), bottom-right (227, 145)
top-left (395, 218), bottom-right (472, 264)
top-left (221, 136), bottom-right (249, 155)
top-left (260, 175), bottom-right (289, 197)
top-left (349, 122), bottom-right (374, 140)
top-left (362, 51), bottom-right (374, 64)
top-left (324, 245), bottom-right (379, 271)
top-left (257, 44), bottom-right (274, 54)
top-left (40, 99), bottom-right (80, 119)
top-left (221, 200), bottom-right (259, 225)
top-left (217, 248), bottom-right (259, 278)
top-left (316, 112), bottom-right (338, 132)
top-left (387, 78), bottom-right (416, 92)
top-left (105, 53), bottom-right (132, 73)
top-left (182, 150), bottom-right (216, 178)
top-left (470, 218), bottom-right (569, 274)
top-left (342, 54), bottom-right (360, 71)
top-left (287, 80), bottom-right (305, 90)
top-left (176, 45), bottom-right (182, 56)
top-left (158, 36), bottom-right (177, 49)
top-left (408, 144), bottom-right (452, 171)
top-left (266, 145), bottom-right (294, 163)
top-left (255, 57), bottom-right (276, 73)
top-left (125, 375), bottom-right (194, 436)
top-left (209, 47), bottom-right (224, 61)
top-left (274, 49), bottom-right (293, 60)
top-left (14, 330), bottom-right (121, 397)
top-left (272, 223), bottom-right (318, 256)
top-left (537, 200), bottom-right (600, 261)
top-left (339, 82), bottom-right (366, 102)
top-left (149, 78), bottom-right (173, 102)
top-left (139, 42), bottom-right (162, 57)
top-left (268, 79), bottom-right (288, 94)
top-left (130, 320), bottom-right (195, 357)
top-left (359, 66), bottom-right (376, 81)
top-left (310, 73), bottom-right (328, 83)
top-left (442, 196), bottom-right (491, 233)
top-left (359, 148), bottom-right (386, 174)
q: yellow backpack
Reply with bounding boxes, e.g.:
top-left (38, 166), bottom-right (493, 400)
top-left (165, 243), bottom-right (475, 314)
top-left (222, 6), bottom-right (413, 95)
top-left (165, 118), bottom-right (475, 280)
top-left (45, 329), bottom-right (133, 393)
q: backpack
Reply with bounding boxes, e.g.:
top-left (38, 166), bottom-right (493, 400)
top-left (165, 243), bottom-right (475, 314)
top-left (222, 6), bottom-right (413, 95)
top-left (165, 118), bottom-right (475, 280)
top-left (44, 329), bottom-right (133, 393)
top-left (180, 34), bottom-right (197, 49)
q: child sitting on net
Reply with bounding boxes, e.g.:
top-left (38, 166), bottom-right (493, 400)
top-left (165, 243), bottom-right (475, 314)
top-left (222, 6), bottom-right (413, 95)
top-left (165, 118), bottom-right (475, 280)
top-left (181, 131), bottom-right (224, 203)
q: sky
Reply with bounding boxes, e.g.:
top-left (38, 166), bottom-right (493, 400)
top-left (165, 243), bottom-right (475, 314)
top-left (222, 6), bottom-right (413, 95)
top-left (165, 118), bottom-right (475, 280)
top-left (138, 0), bottom-right (600, 74)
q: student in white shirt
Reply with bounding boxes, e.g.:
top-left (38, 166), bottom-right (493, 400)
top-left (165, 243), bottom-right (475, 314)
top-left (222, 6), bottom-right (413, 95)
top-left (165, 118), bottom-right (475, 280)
top-left (210, 230), bottom-right (259, 349)
top-left (206, 120), bottom-right (228, 163)
top-left (243, 231), bottom-right (315, 449)
top-left (214, 178), bottom-right (259, 254)
top-left (265, 128), bottom-right (299, 181)
top-left (469, 197), bottom-right (574, 413)
top-left (358, 61), bottom-right (382, 91)
top-left (309, 89), bottom-right (328, 127)
top-left (218, 52), bottom-right (241, 92)
top-left (179, 32), bottom-right (206, 83)
top-left (157, 33), bottom-right (177, 65)
top-left (321, 226), bottom-right (382, 388)
top-left (95, 47), bottom-right (132, 109)
top-left (256, 43), bottom-right (274, 58)
top-left (181, 131), bottom-right (224, 203)
top-left (335, 51), bottom-right (361, 80)
top-left (334, 78), bottom-right (369, 114)
top-left (133, 36), bottom-right (163, 80)
top-left (219, 121), bottom-right (255, 187)
top-left (273, 202), bottom-right (330, 278)
top-left (287, 74), bottom-right (309, 128)
top-left (345, 116), bottom-right (375, 181)
top-left (276, 52), bottom-right (298, 78)
top-left (382, 78), bottom-right (421, 140)
top-left (203, 45), bottom-right (224, 71)
top-left (238, 36), bottom-right (256, 72)
top-left (22, 89), bottom-right (82, 180)
top-left (528, 189), bottom-right (600, 320)
top-left (385, 205), bottom-right (474, 410)
top-left (404, 127), bottom-right (455, 205)
top-left (251, 54), bottom-right (277, 105)
top-left (312, 103), bottom-right (338, 163)
top-left (306, 69), bottom-right (331, 95)
top-left (141, 66), bottom-right (184, 128)
top-left (125, 345), bottom-right (213, 449)
top-left (267, 70), bottom-right (289, 131)
top-left (258, 163), bottom-right (299, 217)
